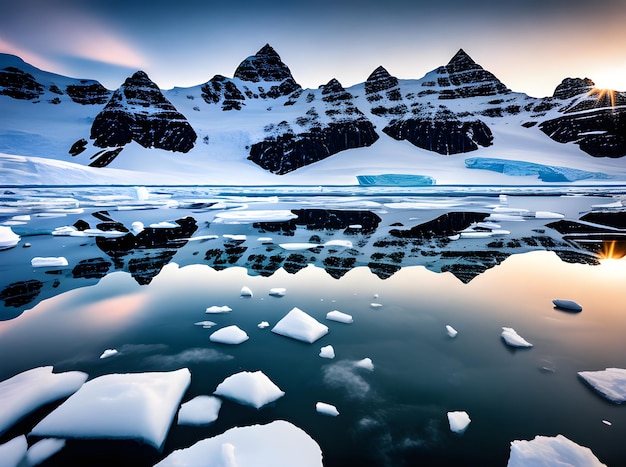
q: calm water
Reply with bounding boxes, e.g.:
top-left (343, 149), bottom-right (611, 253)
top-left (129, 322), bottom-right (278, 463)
top-left (1, 186), bottom-right (625, 466)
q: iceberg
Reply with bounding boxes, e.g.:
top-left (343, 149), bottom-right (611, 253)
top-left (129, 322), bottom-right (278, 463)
top-left (507, 434), bottom-right (606, 466)
top-left (0, 436), bottom-right (27, 467)
top-left (501, 327), bottom-right (533, 348)
top-left (194, 320), bottom-right (217, 328)
top-left (240, 286), bottom-right (253, 298)
top-left (577, 368), bottom-right (626, 403)
top-left (99, 349), bottom-right (118, 359)
top-left (0, 366), bottom-right (87, 436)
top-left (326, 310), bottom-right (353, 324)
top-left (0, 226), bottom-right (20, 249)
top-left (319, 345), bottom-right (336, 359)
top-left (271, 307), bottom-right (329, 344)
top-left (316, 402), bottom-right (340, 417)
top-left (214, 371), bottom-right (284, 409)
top-left (447, 411), bottom-right (471, 434)
top-left (30, 368), bottom-right (191, 450)
top-left (465, 157), bottom-right (614, 182)
top-left (154, 420), bottom-right (323, 467)
top-left (446, 325), bottom-right (458, 338)
top-left (269, 287), bottom-right (287, 297)
top-left (257, 321), bottom-right (270, 329)
top-left (357, 174), bottom-right (436, 186)
top-left (553, 299), bottom-right (583, 312)
top-left (210, 325), bottom-right (249, 345)
top-left (206, 305), bottom-right (232, 314)
top-left (355, 358), bottom-right (374, 371)
top-left (30, 256), bottom-right (68, 267)
top-left (177, 395), bottom-right (222, 426)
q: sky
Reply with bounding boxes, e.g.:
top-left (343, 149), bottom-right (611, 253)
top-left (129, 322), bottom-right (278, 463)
top-left (1, 0), bottom-right (625, 98)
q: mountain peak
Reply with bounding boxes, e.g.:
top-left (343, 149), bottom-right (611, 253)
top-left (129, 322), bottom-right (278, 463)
top-left (233, 44), bottom-right (295, 83)
top-left (446, 49), bottom-right (480, 73)
top-left (365, 66), bottom-right (399, 95)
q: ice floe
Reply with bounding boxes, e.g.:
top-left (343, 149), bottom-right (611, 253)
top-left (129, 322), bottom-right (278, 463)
top-left (446, 325), bottom-right (458, 338)
top-left (205, 305), bottom-right (233, 314)
top-left (507, 434), bottom-right (606, 466)
top-left (271, 307), bottom-right (329, 344)
top-left (355, 358), bottom-right (374, 371)
top-left (326, 310), bottom-right (353, 324)
top-left (501, 327), bottom-right (533, 348)
top-left (324, 239), bottom-right (353, 248)
top-left (269, 287), bottom-right (287, 297)
top-left (214, 210), bottom-right (298, 224)
top-left (240, 286), bottom-right (253, 298)
top-left (177, 396), bottom-right (222, 426)
top-left (155, 420), bottom-right (323, 467)
top-left (553, 299), bottom-right (583, 312)
top-left (370, 303), bottom-right (383, 308)
top-left (210, 325), bottom-right (249, 345)
top-left (30, 368), bottom-right (191, 450)
top-left (535, 211), bottom-right (564, 219)
top-left (316, 402), bottom-right (340, 417)
top-left (279, 242), bottom-right (320, 250)
top-left (0, 366), bottom-right (87, 436)
top-left (0, 436), bottom-right (27, 467)
top-left (223, 234), bottom-right (247, 242)
top-left (150, 221), bottom-right (178, 228)
top-left (131, 221), bottom-right (144, 234)
top-left (0, 226), bottom-right (20, 249)
top-left (52, 225), bottom-right (127, 237)
top-left (30, 256), bottom-right (68, 267)
top-left (194, 320), bottom-right (217, 328)
top-left (25, 438), bottom-right (66, 466)
top-left (213, 371), bottom-right (284, 409)
top-left (99, 349), bottom-right (118, 359)
top-left (447, 411), bottom-right (471, 434)
top-left (577, 368), bottom-right (626, 403)
top-left (257, 321), bottom-right (270, 329)
top-left (319, 345), bottom-right (335, 359)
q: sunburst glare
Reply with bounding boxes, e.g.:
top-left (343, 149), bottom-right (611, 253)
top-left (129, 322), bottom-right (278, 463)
top-left (587, 87), bottom-right (617, 108)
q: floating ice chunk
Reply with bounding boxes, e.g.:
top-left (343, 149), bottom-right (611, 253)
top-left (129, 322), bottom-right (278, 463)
top-left (269, 287), bottom-right (287, 297)
top-left (257, 237), bottom-right (273, 243)
top-left (316, 402), bottom-right (339, 417)
top-left (210, 325), bottom-right (249, 345)
top-left (271, 307), bottom-right (329, 344)
top-left (99, 349), bottom-right (118, 359)
top-left (370, 303), bottom-right (382, 308)
top-left (31, 257), bottom-right (68, 267)
top-left (0, 436), bottom-right (27, 467)
top-left (501, 327), bottom-right (533, 348)
top-left (324, 239), bottom-right (353, 248)
top-left (577, 368), bottom-right (626, 403)
top-left (177, 396), bottom-right (222, 426)
top-left (535, 211), bottom-right (564, 219)
top-left (25, 438), bottom-right (66, 466)
top-left (131, 221), bottom-right (144, 234)
top-left (349, 224), bottom-right (362, 229)
top-left (135, 186), bottom-right (150, 201)
top-left (0, 226), bottom-right (20, 249)
top-left (319, 345), bottom-right (335, 359)
top-left (150, 221), bottom-right (178, 228)
top-left (30, 368), bottom-right (191, 450)
top-left (205, 305), bottom-right (232, 314)
top-left (214, 210), bottom-right (297, 224)
top-left (257, 321), bottom-right (270, 329)
top-left (279, 243), bottom-right (319, 250)
top-left (447, 411), bottom-right (471, 434)
top-left (507, 434), bottom-right (606, 467)
top-left (213, 371), bottom-right (284, 409)
top-left (446, 325), bottom-right (458, 338)
top-left (187, 234), bottom-right (218, 242)
top-left (602, 420), bottom-right (612, 426)
top-left (0, 366), bottom-right (87, 436)
top-left (240, 286), bottom-right (253, 298)
top-left (460, 230), bottom-right (495, 238)
top-left (223, 234), bottom-right (247, 241)
top-left (326, 310), bottom-right (353, 324)
top-left (553, 299), bottom-right (583, 312)
top-left (154, 420), bottom-right (323, 467)
top-left (355, 358), bottom-right (374, 371)
top-left (194, 320), bottom-right (217, 328)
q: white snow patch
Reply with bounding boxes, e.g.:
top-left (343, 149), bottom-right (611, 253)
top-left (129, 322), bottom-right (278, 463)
top-left (279, 242), bottom-right (319, 250)
top-left (324, 239), bottom-right (353, 248)
top-left (0, 366), bottom-right (87, 436)
top-left (149, 221), bottom-right (178, 228)
top-left (316, 402), bottom-right (339, 417)
top-left (319, 345), bottom-right (336, 359)
top-left (240, 286), bottom-right (253, 298)
top-left (355, 358), bottom-right (374, 371)
top-left (446, 325), bottom-right (458, 338)
top-left (501, 327), bottom-right (533, 348)
top-left (30, 257), bottom-right (68, 267)
top-left (0, 226), bottom-right (20, 249)
top-left (507, 434), bottom-right (606, 467)
top-left (210, 325), bottom-right (249, 345)
top-left (30, 368), bottom-right (191, 450)
top-left (177, 396), bottom-right (222, 426)
top-left (447, 411), bottom-right (471, 434)
top-left (214, 210), bottom-right (297, 224)
top-left (271, 307), bottom-right (329, 344)
top-left (213, 371), bottom-right (284, 409)
top-left (155, 420), bottom-right (323, 467)
top-left (577, 368), bottom-right (626, 403)
top-left (223, 234), bottom-right (247, 242)
top-left (205, 305), bottom-right (233, 314)
top-left (326, 310), bottom-right (353, 324)
top-left (0, 436), bottom-right (27, 467)
top-left (99, 349), bottom-right (118, 359)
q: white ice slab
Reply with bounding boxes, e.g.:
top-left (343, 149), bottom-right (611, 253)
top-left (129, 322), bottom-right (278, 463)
top-left (535, 211), bottom-right (564, 219)
top-left (240, 286), bottom-right (253, 298)
top-left (210, 325), bottom-right (249, 345)
top-left (205, 305), bottom-right (232, 314)
top-left (355, 358), bottom-right (374, 371)
top-left (279, 243), bottom-right (319, 250)
top-left (0, 436), bottom-right (27, 467)
top-left (446, 325), bottom-right (458, 338)
top-left (257, 321), bottom-right (270, 329)
top-left (30, 368), bottom-right (191, 450)
top-left (316, 402), bottom-right (339, 417)
top-left (326, 310), bottom-right (353, 324)
top-left (319, 345), bottom-right (335, 359)
top-left (0, 226), bottom-right (20, 250)
top-left (25, 438), bottom-right (66, 466)
top-left (155, 420), bottom-right (323, 467)
top-left (214, 210), bottom-right (297, 223)
top-left (507, 434), bottom-right (606, 466)
top-left (99, 349), bottom-right (118, 359)
top-left (271, 307), bottom-right (329, 344)
top-left (447, 411), bottom-right (471, 434)
top-left (0, 366), bottom-right (87, 436)
top-left (269, 288), bottom-right (287, 297)
top-left (578, 368), bottom-right (626, 403)
top-left (194, 320), bottom-right (217, 328)
top-left (31, 257), bottom-right (68, 267)
top-left (177, 396), bottom-right (222, 426)
top-left (214, 371), bottom-right (284, 409)
top-left (501, 327), bottom-right (533, 348)
top-left (324, 239), bottom-right (353, 248)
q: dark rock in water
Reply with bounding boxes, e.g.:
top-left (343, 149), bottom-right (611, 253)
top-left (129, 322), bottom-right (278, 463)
top-left (69, 139), bottom-right (88, 156)
top-left (254, 209), bottom-right (382, 235)
top-left (0, 279), bottom-right (43, 308)
top-left (553, 78), bottom-right (595, 100)
top-left (65, 81), bottom-right (111, 105)
top-left (440, 250), bottom-right (511, 283)
top-left (552, 299), bottom-right (583, 312)
top-left (72, 257), bottom-right (113, 279)
top-left (0, 66), bottom-right (44, 100)
top-left (128, 251), bottom-right (178, 285)
top-left (580, 211), bottom-right (626, 229)
top-left (90, 71), bottom-right (197, 153)
top-left (88, 148), bottom-right (124, 168)
top-left (391, 212), bottom-right (489, 238)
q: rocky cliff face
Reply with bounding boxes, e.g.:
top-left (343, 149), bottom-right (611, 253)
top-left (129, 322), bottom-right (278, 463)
top-left (89, 71), bottom-right (197, 158)
top-left (0, 67), bottom-right (44, 100)
top-left (65, 81), bottom-right (111, 105)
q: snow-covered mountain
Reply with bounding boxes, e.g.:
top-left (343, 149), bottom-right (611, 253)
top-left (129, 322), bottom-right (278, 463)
top-left (1, 45), bottom-right (625, 186)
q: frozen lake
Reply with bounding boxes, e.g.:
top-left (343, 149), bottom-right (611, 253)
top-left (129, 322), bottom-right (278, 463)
top-left (1, 185), bottom-right (625, 466)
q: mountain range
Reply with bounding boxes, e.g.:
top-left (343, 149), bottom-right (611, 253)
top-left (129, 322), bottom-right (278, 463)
top-left (1, 44), bottom-right (625, 185)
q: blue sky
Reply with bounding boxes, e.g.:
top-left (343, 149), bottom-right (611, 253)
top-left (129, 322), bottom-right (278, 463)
top-left (1, 0), bottom-right (625, 97)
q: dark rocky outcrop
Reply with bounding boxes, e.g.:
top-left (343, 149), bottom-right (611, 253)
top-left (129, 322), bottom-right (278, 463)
top-left (390, 212), bottom-right (489, 238)
top-left (553, 78), bottom-right (595, 100)
top-left (201, 75), bottom-right (246, 110)
top-left (69, 138), bottom-right (88, 156)
top-left (90, 71), bottom-right (197, 152)
top-left (0, 67), bottom-right (44, 100)
top-left (365, 66), bottom-right (400, 96)
top-left (66, 81), bottom-right (111, 105)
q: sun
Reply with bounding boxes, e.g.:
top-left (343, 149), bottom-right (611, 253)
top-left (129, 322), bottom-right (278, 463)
top-left (598, 240), bottom-right (626, 261)
top-left (587, 87), bottom-right (617, 108)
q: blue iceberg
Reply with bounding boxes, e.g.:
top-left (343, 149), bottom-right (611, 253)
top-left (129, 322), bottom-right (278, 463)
top-left (465, 158), bottom-right (615, 182)
top-left (357, 174), bottom-right (436, 186)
